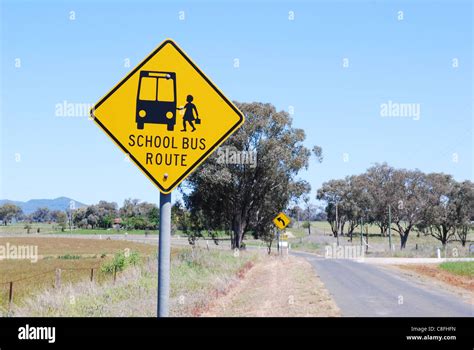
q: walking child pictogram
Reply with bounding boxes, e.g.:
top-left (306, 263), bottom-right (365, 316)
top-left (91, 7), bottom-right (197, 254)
top-left (178, 95), bottom-right (200, 132)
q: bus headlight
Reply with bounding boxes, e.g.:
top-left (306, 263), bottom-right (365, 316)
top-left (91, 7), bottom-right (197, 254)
top-left (139, 110), bottom-right (146, 118)
top-left (166, 112), bottom-right (174, 119)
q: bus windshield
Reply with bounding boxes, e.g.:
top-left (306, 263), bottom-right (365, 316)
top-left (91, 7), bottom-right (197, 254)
top-left (138, 74), bottom-right (175, 102)
top-left (157, 78), bottom-right (174, 102)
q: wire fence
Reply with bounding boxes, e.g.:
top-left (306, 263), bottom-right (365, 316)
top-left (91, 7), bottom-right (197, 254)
top-left (0, 264), bottom-right (122, 311)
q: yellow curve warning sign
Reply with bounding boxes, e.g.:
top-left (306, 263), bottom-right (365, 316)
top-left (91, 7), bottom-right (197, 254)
top-left (273, 212), bottom-right (290, 230)
top-left (91, 39), bottom-right (245, 194)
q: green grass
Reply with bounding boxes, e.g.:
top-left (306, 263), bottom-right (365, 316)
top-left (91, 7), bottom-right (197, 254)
top-left (290, 241), bottom-right (321, 253)
top-left (0, 223), bottom-right (215, 236)
top-left (290, 221), bottom-right (391, 236)
top-left (0, 222), bottom-right (56, 234)
top-left (291, 220), bottom-right (474, 238)
top-left (0, 223), bottom-right (232, 237)
top-left (70, 228), bottom-right (154, 235)
top-left (0, 223), bottom-right (158, 235)
top-left (57, 254), bottom-right (81, 260)
top-left (439, 261), bottom-right (474, 277)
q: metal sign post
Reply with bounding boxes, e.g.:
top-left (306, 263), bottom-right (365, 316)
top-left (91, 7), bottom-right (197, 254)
top-left (158, 192), bottom-right (171, 317)
top-left (276, 228), bottom-right (280, 254)
top-left (272, 213), bottom-right (290, 257)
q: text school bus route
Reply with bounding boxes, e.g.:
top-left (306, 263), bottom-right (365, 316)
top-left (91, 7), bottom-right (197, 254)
top-left (128, 135), bottom-right (206, 166)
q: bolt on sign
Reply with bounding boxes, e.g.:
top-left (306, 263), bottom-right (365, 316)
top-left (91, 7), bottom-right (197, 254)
top-left (273, 212), bottom-right (290, 230)
top-left (90, 39), bottom-right (245, 193)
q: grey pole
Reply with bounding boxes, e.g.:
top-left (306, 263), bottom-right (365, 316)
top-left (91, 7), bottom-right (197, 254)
top-left (158, 192), bottom-right (171, 317)
top-left (277, 229), bottom-right (281, 256)
top-left (276, 228), bottom-right (280, 254)
top-left (388, 205), bottom-right (392, 252)
top-left (335, 202), bottom-right (339, 246)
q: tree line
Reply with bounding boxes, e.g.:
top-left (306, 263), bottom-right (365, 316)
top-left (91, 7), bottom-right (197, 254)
top-left (0, 204), bottom-right (68, 229)
top-left (2, 103), bottom-right (471, 252)
top-left (316, 163), bottom-right (474, 248)
top-left (0, 199), bottom-right (160, 231)
top-left (72, 199), bottom-right (158, 230)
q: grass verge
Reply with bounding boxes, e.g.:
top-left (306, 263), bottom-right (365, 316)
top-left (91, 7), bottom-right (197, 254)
top-left (439, 261), bottom-right (474, 277)
top-left (3, 247), bottom-right (260, 317)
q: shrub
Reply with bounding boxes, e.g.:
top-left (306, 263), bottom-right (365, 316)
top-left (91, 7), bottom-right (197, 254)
top-left (58, 254), bottom-right (81, 260)
top-left (101, 251), bottom-right (141, 274)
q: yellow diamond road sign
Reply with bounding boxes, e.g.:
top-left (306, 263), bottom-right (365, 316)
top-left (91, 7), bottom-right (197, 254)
top-left (273, 212), bottom-right (290, 230)
top-left (91, 39), bottom-right (244, 194)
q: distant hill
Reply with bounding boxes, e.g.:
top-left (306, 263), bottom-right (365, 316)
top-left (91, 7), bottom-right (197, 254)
top-left (0, 197), bottom-right (87, 214)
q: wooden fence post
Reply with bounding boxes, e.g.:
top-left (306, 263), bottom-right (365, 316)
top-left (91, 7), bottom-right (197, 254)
top-left (8, 282), bottom-right (13, 310)
top-left (55, 268), bottom-right (62, 289)
top-left (90, 268), bottom-right (95, 282)
top-left (113, 266), bottom-right (117, 284)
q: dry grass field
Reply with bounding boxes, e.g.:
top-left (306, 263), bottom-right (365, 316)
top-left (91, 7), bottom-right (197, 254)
top-left (0, 237), bottom-right (158, 309)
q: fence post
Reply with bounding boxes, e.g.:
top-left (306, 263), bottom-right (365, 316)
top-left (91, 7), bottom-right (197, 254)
top-left (90, 268), bottom-right (94, 282)
top-left (113, 265), bottom-right (117, 284)
top-left (8, 282), bottom-right (13, 310)
top-left (55, 268), bottom-right (62, 289)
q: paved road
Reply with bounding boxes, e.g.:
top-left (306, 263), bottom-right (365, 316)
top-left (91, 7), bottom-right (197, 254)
top-left (293, 251), bottom-right (473, 317)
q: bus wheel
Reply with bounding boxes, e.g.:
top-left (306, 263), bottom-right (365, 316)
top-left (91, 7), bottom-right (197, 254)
top-left (137, 122), bottom-right (144, 130)
top-left (167, 123), bottom-right (174, 131)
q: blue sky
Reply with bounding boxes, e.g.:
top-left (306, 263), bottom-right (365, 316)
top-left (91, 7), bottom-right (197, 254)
top-left (1, 0), bottom-right (472, 207)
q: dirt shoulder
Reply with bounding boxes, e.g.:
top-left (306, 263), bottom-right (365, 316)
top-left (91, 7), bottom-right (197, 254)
top-left (387, 264), bottom-right (474, 305)
top-left (202, 255), bottom-right (340, 317)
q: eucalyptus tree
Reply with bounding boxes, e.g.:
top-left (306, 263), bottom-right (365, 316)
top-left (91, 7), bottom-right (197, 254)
top-left (363, 163), bottom-right (396, 236)
top-left (0, 203), bottom-right (22, 225)
top-left (184, 102), bottom-right (319, 249)
top-left (317, 178), bottom-right (348, 238)
top-left (389, 169), bottom-right (429, 249)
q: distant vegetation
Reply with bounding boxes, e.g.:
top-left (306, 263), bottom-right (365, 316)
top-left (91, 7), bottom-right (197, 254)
top-left (0, 199), bottom-right (159, 232)
top-left (0, 197), bottom-right (86, 215)
top-left (316, 163), bottom-right (474, 249)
